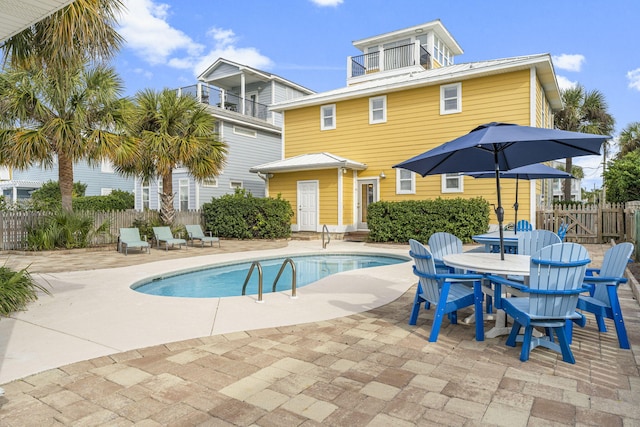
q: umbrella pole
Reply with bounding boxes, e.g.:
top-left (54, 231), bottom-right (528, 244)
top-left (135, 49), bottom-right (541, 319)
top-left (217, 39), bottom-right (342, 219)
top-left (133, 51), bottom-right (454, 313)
top-left (513, 176), bottom-right (519, 234)
top-left (494, 153), bottom-right (505, 261)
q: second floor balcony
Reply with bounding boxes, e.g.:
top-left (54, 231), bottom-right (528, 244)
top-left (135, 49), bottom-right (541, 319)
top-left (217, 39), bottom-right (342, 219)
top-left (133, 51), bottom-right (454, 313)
top-left (177, 83), bottom-right (270, 122)
top-left (348, 42), bottom-right (432, 80)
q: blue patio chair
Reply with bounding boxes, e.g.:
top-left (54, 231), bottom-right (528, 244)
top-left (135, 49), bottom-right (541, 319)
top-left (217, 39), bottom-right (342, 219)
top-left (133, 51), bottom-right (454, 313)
top-left (557, 222), bottom-right (569, 242)
top-left (428, 232), bottom-right (463, 274)
top-left (487, 243), bottom-right (590, 363)
top-left (185, 224), bottom-right (220, 248)
top-left (119, 228), bottom-right (150, 255)
top-left (152, 226), bottom-right (187, 251)
top-left (507, 230), bottom-right (562, 282)
top-left (516, 219), bottom-right (533, 232)
top-left (577, 242), bottom-right (634, 349)
top-left (408, 239), bottom-right (485, 342)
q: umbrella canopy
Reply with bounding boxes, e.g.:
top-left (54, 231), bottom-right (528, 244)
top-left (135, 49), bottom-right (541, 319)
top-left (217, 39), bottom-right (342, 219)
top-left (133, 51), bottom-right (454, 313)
top-left (393, 122), bottom-right (608, 259)
top-left (465, 164), bottom-right (574, 232)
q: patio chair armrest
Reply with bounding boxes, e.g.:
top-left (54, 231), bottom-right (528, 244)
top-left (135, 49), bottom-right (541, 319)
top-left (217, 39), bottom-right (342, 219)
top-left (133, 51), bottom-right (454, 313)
top-left (583, 276), bottom-right (627, 285)
top-left (525, 286), bottom-right (588, 296)
top-left (485, 274), bottom-right (528, 292)
top-left (439, 273), bottom-right (484, 281)
top-left (585, 268), bottom-right (600, 277)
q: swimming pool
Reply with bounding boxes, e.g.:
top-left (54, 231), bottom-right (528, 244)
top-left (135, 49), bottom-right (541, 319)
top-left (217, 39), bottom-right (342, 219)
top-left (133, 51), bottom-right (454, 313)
top-left (132, 253), bottom-right (409, 298)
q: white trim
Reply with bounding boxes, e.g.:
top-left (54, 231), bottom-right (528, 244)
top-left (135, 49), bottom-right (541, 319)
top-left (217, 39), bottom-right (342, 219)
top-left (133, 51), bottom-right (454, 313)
top-left (440, 82), bottom-right (462, 115)
top-left (230, 180), bottom-right (243, 189)
top-left (202, 177), bottom-right (218, 187)
top-left (179, 178), bottom-right (189, 211)
top-left (352, 170), bottom-right (358, 228)
top-left (100, 188), bottom-right (113, 196)
top-left (337, 169), bottom-right (343, 227)
top-left (233, 125), bottom-right (257, 138)
top-left (369, 95), bottom-right (387, 124)
top-left (101, 159), bottom-right (114, 173)
top-left (320, 104), bottom-right (336, 130)
top-left (396, 169), bottom-right (415, 194)
top-left (441, 173), bottom-right (463, 193)
top-left (530, 66), bottom-right (537, 127)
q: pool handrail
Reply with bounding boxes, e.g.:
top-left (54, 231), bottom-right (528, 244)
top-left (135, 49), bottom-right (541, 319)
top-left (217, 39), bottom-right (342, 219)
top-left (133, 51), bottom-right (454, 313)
top-left (242, 261), bottom-right (264, 303)
top-left (272, 257), bottom-right (297, 299)
top-left (322, 224), bottom-right (330, 249)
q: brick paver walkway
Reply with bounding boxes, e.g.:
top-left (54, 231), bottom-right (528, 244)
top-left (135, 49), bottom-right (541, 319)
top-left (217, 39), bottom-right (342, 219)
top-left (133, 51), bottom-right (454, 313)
top-left (0, 241), bottom-right (639, 426)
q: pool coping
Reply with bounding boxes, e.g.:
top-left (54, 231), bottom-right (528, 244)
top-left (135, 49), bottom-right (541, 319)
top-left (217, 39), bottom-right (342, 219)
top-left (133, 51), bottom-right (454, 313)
top-left (0, 240), bottom-right (415, 384)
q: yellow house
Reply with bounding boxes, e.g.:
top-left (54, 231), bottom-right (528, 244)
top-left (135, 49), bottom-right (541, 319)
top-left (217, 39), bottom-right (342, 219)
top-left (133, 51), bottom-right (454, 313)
top-left (250, 20), bottom-right (562, 234)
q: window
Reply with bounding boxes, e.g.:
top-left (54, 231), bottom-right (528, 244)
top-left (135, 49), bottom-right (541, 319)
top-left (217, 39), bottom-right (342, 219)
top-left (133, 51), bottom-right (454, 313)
top-left (369, 96), bottom-right (386, 124)
top-left (441, 173), bottom-right (463, 193)
top-left (230, 181), bottom-right (243, 189)
top-left (233, 126), bottom-right (256, 138)
top-left (101, 188), bottom-right (113, 196)
top-left (440, 83), bottom-right (461, 115)
top-left (396, 169), bottom-right (415, 194)
top-left (179, 178), bottom-right (189, 211)
top-left (101, 158), bottom-right (114, 173)
top-left (141, 179), bottom-right (150, 210)
top-left (433, 36), bottom-right (453, 66)
top-left (203, 177), bottom-right (218, 187)
top-left (320, 104), bottom-right (336, 130)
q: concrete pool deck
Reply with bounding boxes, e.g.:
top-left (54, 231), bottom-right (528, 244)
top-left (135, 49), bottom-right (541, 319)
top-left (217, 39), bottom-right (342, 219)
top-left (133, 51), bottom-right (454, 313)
top-left (1, 239), bottom-right (639, 426)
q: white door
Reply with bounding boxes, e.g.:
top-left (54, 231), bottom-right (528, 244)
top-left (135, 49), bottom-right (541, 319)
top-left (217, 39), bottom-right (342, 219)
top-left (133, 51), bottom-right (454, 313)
top-left (357, 179), bottom-right (377, 230)
top-left (297, 181), bottom-right (318, 231)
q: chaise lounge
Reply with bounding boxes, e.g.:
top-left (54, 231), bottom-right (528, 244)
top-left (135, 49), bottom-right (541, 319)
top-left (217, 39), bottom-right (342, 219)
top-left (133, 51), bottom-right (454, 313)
top-left (185, 224), bottom-right (220, 248)
top-left (119, 228), bottom-right (150, 255)
top-left (152, 226), bottom-right (187, 251)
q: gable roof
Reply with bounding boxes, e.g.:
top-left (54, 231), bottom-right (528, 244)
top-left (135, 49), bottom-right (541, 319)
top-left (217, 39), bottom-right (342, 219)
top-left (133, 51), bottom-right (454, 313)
top-left (250, 152), bottom-right (367, 173)
top-left (197, 57), bottom-right (315, 95)
top-left (271, 54), bottom-right (561, 111)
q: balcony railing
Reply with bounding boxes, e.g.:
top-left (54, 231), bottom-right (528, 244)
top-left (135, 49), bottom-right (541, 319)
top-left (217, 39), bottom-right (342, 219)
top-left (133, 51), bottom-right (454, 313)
top-left (349, 42), bottom-right (432, 78)
top-left (176, 84), bottom-right (270, 121)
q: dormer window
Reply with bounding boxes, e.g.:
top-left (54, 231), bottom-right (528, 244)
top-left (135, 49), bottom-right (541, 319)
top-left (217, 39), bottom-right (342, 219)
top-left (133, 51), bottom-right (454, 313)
top-left (434, 36), bottom-right (453, 66)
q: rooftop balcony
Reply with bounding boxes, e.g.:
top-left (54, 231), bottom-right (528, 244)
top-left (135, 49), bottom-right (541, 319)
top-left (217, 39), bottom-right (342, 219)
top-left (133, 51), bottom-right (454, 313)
top-left (348, 42), bottom-right (432, 82)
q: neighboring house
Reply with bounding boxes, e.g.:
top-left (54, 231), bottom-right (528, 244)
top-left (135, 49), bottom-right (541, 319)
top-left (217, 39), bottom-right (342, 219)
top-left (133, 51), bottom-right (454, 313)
top-left (0, 159), bottom-right (134, 203)
top-left (544, 160), bottom-right (582, 203)
top-left (250, 20), bottom-right (562, 232)
top-left (134, 58), bottom-right (314, 211)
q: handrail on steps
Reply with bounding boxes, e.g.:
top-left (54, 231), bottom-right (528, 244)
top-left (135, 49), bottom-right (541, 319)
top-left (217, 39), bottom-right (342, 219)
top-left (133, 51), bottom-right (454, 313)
top-left (272, 257), bottom-right (297, 299)
top-left (322, 224), bottom-right (330, 249)
top-left (242, 261), bottom-right (264, 303)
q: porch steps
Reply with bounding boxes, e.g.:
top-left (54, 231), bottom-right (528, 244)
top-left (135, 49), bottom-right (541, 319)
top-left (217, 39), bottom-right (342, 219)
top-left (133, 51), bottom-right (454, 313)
top-left (344, 231), bottom-right (370, 242)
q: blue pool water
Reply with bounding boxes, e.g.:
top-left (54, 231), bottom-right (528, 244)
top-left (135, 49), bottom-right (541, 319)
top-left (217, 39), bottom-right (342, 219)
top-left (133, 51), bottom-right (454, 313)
top-left (132, 253), bottom-right (408, 298)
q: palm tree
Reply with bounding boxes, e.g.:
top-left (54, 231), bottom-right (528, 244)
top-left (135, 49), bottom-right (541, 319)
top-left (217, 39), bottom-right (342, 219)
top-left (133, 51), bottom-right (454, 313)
top-left (119, 89), bottom-right (227, 225)
top-left (554, 85), bottom-right (614, 201)
top-left (0, 63), bottom-right (133, 211)
top-left (617, 122), bottom-right (640, 158)
top-left (1, 0), bottom-right (124, 70)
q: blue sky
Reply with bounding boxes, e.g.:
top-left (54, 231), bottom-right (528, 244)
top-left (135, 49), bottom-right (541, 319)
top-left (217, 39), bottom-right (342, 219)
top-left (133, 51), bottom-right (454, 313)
top-left (114, 0), bottom-right (640, 190)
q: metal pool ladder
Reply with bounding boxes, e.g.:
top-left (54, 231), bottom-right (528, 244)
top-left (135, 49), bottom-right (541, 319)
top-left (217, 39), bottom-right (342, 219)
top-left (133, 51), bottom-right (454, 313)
top-left (242, 258), bottom-right (298, 303)
top-left (322, 224), bottom-right (330, 249)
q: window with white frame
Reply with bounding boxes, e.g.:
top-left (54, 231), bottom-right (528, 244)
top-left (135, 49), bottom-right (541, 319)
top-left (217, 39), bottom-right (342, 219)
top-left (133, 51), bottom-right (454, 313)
top-left (433, 36), bottom-right (453, 66)
top-left (230, 180), bottom-right (243, 189)
top-left (396, 169), bottom-right (415, 194)
top-left (233, 126), bottom-right (256, 138)
top-left (369, 95), bottom-right (386, 124)
top-left (141, 179), bottom-right (150, 210)
top-left (179, 178), bottom-right (189, 211)
top-left (440, 83), bottom-right (461, 115)
top-left (320, 104), bottom-right (336, 130)
top-left (101, 188), bottom-right (113, 196)
top-left (203, 177), bottom-right (218, 187)
top-left (101, 158), bottom-right (114, 173)
top-left (441, 173), bottom-right (463, 193)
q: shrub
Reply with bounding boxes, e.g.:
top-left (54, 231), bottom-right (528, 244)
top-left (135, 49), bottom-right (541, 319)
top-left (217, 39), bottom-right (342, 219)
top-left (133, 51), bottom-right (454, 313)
top-left (30, 181), bottom-right (87, 211)
top-left (0, 264), bottom-right (50, 316)
top-left (202, 189), bottom-right (293, 239)
top-left (25, 210), bottom-right (107, 250)
top-left (73, 190), bottom-right (134, 211)
top-left (367, 197), bottom-right (490, 243)
top-left (131, 215), bottom-right (163, 241)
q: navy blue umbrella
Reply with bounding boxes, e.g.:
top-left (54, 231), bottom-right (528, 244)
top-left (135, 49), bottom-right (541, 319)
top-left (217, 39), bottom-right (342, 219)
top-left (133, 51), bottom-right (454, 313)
top-left (465, 163), bottom-right (574, 233)
top-left (394, 122), bottom-right (608, 259)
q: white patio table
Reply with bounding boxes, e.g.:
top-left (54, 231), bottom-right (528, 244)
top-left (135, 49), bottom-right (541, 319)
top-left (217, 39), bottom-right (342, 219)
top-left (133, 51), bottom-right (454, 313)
top-left (442, 252), bottom-right (530, 338)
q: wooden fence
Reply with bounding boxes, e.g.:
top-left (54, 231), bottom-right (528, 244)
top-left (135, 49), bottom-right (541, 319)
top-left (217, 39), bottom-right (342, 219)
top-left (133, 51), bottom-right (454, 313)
top-left (0, 210), bottom-right (204, 250)
top-left (536, 203), bottom-right (637, 245)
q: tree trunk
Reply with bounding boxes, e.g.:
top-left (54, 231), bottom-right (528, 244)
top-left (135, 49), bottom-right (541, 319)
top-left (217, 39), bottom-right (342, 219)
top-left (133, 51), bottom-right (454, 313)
top-left (159, 171), bottom-right (175, 225)
top-left (563, 157), bottom-right (573, 201)
top-left (58, 152), bottom-right (74, 212)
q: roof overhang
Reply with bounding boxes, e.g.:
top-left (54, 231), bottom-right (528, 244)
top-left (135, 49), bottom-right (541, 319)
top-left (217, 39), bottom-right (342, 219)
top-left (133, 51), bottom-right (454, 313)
top-left (271, 54), bottom-right (562, 112)
top-left (250, 152), bottom-right (367, 174)
top-left (0, 0), bottom-right (76, 43)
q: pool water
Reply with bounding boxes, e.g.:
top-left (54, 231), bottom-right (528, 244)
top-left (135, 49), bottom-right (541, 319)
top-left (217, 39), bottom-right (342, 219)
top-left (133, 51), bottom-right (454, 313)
top-left (132, 253), bottom-right (408, 298)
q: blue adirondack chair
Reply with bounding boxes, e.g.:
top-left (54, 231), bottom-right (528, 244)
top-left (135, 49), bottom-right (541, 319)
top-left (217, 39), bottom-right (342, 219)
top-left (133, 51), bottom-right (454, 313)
top-left (507, 230), bottom-right (562, 282)
top-left (557, 222), bottom-right (569, 242)
top-left (577, 242), bottom-right (634, 349)
top-left (428, 232), bottom-right (463, 274)
top-left (408, 239), bottom-right (485, 342)
top-left (516, 219), bottom-right (533, 232)
top-left (487, 243), bottom-right (591, 363)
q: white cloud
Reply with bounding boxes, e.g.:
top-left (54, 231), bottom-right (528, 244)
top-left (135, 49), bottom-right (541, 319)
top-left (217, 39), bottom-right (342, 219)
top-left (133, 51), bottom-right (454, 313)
top-left (552, 54), bottom-right (585, 72)
top-left (627, 68), bottom-right (640, 91)
top-left (556, 75), bottom-right (578, 91)
top-left (133, 68), bottom-right (154, 80)
top-left (119, 0), bottom-right (203, 65)
top-left (310, 0), bottom-right (343, 6)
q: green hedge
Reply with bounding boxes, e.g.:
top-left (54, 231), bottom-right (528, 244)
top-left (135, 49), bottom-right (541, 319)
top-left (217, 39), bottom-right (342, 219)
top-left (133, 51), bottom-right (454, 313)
top-left (72, 190), bottom-right (135, 211)
top-left (202, 189), bottom-right (293, 239)
top-left (367, 197), bottom-right (490, 243)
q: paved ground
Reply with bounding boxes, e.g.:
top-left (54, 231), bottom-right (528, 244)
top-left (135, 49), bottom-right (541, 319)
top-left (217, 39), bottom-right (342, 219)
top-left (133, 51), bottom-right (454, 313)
top-left (0, 240), bottom-right (639, 426)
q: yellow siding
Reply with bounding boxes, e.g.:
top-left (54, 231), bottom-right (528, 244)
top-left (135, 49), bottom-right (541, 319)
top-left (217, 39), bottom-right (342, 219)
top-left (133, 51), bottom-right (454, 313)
top-left (283, 69), bottom-right (536, 224)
